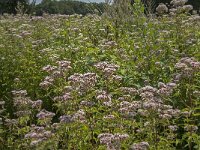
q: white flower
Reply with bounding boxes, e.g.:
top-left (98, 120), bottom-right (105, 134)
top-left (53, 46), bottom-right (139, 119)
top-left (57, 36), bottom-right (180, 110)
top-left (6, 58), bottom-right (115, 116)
top-left (156, 3), bottom-right (168, 14)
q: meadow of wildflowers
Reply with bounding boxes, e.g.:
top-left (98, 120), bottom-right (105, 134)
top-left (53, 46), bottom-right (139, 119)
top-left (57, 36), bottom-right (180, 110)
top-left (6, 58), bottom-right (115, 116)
top-left (0, 0), bottom-right (200, 149)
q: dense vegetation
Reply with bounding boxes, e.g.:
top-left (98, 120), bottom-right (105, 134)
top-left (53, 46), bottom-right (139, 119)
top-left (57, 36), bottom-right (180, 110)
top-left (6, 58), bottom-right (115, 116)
top-left (150, 0), bottom-right (200, 11)
top-left (33, 0), bottom-right (106, 15)
top-left (0, 0), bottom-right (106, 15)
top-left (0, 0), bottom-right (200, 149)
top-left (0, 0), bottom-right (29, 14)
top-left (0, 0), bottom-right (200, 15)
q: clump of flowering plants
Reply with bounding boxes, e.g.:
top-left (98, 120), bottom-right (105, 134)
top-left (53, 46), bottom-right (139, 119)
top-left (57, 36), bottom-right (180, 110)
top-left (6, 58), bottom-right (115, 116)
top-left (0, 0), bottom-right (200, 149)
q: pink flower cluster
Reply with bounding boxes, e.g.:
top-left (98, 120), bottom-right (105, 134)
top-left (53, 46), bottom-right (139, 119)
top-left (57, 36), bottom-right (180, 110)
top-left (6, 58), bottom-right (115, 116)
top-left (98, 133), bottom-right (129, 149)
top-left (68, 72), bottom-right (97, 94)
top-left (94, 61), bottom-right (120, 77)
top-left (40, 60), bottom-right (72, 89)
top-left (174, 57), bottom-right (200, 79)
top-left (25, 125), bottom-right (54, 146)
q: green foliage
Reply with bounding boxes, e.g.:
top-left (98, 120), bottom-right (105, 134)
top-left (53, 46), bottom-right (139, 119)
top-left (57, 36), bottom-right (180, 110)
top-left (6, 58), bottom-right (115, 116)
top-left (33, 0), bottom-right (106, 16)
top-left (0, 0), bottom-right (29, 14)
top-left (0, 1), bottom-right (200, 149)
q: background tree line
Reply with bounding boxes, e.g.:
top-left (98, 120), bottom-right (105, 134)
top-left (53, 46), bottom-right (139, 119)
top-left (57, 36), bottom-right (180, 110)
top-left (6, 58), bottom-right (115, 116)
top-left (0, 0), bottom-right (106, 15)
top-left (0, 0), bottom-right (29, 14)
top-left (33, 0), bottom-right (105, 15)
top-left (0, 0), bottom-right (200, 15)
